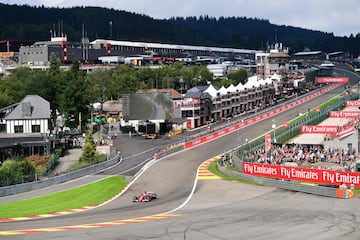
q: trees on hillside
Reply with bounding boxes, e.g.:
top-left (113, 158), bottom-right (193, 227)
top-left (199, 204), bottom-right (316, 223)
top-left (2, 4), bottom-right (360, 55)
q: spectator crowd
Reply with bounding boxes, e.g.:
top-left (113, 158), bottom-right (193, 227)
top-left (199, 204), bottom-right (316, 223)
top-left (244, 143), bottom-right (360, 172)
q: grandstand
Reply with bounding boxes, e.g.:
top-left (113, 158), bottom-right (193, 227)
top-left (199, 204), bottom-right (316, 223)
top-left (289, 106), bottom-right (359, 152)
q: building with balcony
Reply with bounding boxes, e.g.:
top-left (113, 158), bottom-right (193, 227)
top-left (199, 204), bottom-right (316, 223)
top-left (174, 75), bottom-right (278, 128)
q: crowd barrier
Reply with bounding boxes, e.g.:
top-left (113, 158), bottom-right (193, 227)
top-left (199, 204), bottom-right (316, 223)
top-left (218, 163), bottom-right (354, 199)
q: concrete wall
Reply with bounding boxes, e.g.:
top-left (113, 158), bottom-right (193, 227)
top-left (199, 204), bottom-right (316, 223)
top-left (19, 45), bottom-right (49, 64)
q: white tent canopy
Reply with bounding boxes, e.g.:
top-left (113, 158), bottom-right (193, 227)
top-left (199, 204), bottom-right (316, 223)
top-left (218, 86), bottom-right (228, 95)
top-left (204, 84), bottom-right (219, 98)
top-left (226, 84), bottom-right (236, 93)
top-left (235, 82), bottom-right (245, 91)
top-left (244, 75), bottom-right (260, 88)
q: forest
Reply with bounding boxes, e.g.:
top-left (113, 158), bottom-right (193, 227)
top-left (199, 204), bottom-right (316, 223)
top-left (1, 3), bottom-right (360, 56)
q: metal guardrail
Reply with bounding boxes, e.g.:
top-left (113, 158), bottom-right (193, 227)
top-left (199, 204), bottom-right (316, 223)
top-left (0, 153), bottom-right (121, 197)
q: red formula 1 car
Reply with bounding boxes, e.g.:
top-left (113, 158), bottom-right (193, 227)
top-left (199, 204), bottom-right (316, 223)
top-left (132, 191), bottom-right (157, 202)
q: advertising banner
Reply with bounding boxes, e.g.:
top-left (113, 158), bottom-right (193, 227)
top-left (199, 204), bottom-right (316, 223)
top-left (317, 77), bottom-right (348, 83)
top-left (345, 100), bottom-right (360, 107)
top-left (329, 111), bottom-right (360, 118)
top-left (265, 134), bottom-right (271, 152)
top-left (242, 162), bottom-right (360, 187)
top-left (300, 125), bottom-right (339, 134)
top-left (338, 127), bottom-right (355, 139)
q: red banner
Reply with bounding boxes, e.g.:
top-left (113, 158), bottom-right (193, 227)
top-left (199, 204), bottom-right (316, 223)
top-left (345, 100), bottom-right (360, 107)
top-left (300, 125), bottom-right (338, 134)
top-left (265, 134), bottom-right (271, 152)
top-left (242, 162), bottom-right (360, 187)
top-left (338, 127), bottom-right (355, 139)
top-left (184, 124), bottom-right (240, 148)
top-left (329, 111), bottom-right (360, 118)
top-left (317, 77), bottom-right (348, 83)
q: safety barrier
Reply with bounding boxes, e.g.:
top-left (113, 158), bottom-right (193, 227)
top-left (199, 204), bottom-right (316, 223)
top-left (0, 153), bottom-right (121, 197)
top-left (218, 164), bottom-right (353, 199)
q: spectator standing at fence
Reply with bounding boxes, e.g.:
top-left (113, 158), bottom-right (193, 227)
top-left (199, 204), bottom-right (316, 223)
top-left (339, 182), bottom-right (347, 190)
top-left (229, 154), bottom-right (233, 166)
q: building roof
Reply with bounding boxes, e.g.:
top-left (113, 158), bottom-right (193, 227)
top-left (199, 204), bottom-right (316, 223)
top-left (184, 91), bottom-right (202, 98)
top-left (227, 84), bottom-right (237, 93)
top-left (188, 85), bottom-right (209, 93)
top-left (244, 76), bottom-right (260, 88)
top-left (235, 82), bottom-right (245, 91)
top-left (141, 88), bottom-right (182, 100)
top-left (171, 117), bottom-right (187, 124)
top-left (328, 51), bottom-right (345, 56)
top-left (293, 51), bottom-right (323, 56)
top-left (91, 39), bottom-right (257, 55)
top-left (268, 52), bottom-right (290, 58)
top-left (5, 95), bottom-right (50, 120)
top-left (102, 99), bottom-right (122, 113)
top-left (204, 84), bottom-right (219, 98)
top-left (218, 86), bottom-right (228, 95)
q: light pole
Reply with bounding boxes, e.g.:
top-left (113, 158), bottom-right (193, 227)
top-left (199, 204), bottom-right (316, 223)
top-left (192, 99), bottom-right (196, 129)
top-left (238, 119), bottom-right (244, 146)
top-left (179, 76), bottom-right (184, 100)
top-left (272, 119), bottom-right (276, 143)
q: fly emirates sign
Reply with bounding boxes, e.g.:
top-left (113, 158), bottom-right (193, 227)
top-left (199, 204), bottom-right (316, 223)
top-left (346, 100), bottom-right (360, 107)
top-left (243, 162), bottom-right (360, 187)
top-left (300, 125), bottom-right (338, 134)
top-left (329, 111), bottom-right (360, 118)
top-left (317, 77), bottom-right (348, 83)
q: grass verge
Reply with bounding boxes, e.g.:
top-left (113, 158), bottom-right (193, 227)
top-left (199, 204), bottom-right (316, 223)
top-left (208, 160), bottom-right (260, 186)
top-left (0, 176), bottom-right (128, 218)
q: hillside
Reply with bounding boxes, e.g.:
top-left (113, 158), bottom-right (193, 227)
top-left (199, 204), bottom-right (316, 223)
top-left (0, 3), bottom-right (360, 55)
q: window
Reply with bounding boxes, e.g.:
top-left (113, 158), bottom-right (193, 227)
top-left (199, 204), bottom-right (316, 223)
top-left (14, 125), bottom-right (23, 133)
top-left (32, 125), bottom-right (41, 133)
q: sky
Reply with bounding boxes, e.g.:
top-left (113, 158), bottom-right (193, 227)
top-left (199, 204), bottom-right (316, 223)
top-left (2, 0), bottom-right (359, 37)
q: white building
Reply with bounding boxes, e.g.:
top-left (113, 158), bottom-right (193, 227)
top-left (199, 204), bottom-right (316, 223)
top-left (2, 95), bottom-right (50, 134)
top-left (207, 64), bottom-right (228, 78)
